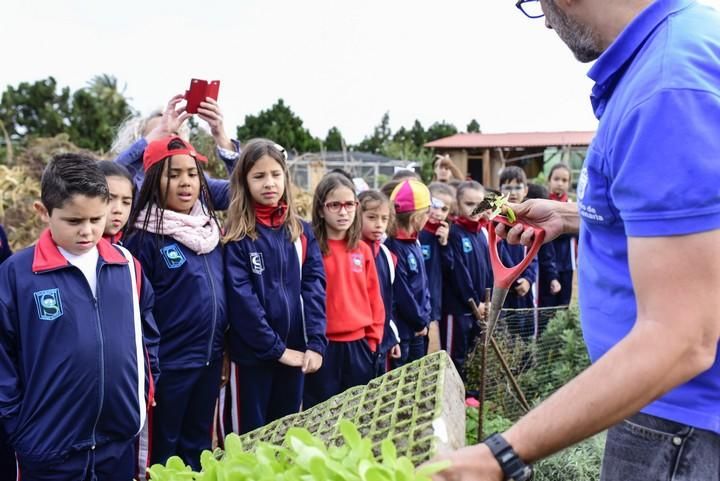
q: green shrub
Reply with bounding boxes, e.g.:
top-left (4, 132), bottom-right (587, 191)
top-left (534, 434), bottom-right (605, 481)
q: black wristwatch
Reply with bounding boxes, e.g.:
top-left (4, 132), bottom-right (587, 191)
top-left (483, 433), bottom-right (533, 481)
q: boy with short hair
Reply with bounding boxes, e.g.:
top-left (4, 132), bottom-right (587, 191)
top-left (0, 153), bottom-right (159, 481)
top-left (498, 166), bottom-right (539, 338)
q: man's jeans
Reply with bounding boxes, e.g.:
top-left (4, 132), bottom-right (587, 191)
top-left (601, 412), bottom-right (720, 481)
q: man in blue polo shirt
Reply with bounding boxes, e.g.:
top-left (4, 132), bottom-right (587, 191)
top-left (433, 1), bottom-right (720, 480)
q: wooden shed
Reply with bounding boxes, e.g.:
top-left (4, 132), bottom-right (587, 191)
top-left (424, 131), bottom-right (595, 188)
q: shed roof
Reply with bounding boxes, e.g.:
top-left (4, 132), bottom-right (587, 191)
top-left (424, 131), bottom-right (595, 149)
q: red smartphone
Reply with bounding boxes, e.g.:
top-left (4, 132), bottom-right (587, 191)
top-left (184, 79), bottom-right (221, 114)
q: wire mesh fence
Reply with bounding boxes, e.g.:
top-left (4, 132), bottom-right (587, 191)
top-left (464, 305), bottom-right (589, 434)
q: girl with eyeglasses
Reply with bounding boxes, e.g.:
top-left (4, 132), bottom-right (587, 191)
top-left (304, 173), bottom-right (385, 408)
top-left (222, 138), bottom-right (327, 433)
top-left (384, 179), bottom-right (433, 368)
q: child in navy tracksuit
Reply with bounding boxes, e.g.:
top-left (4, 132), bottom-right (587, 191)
top-left (546, 163), bottom-right (576, 306)
top-left (420, 182), bottom-right (455, 355)
top-left (444, 181), bottom-right (492, 378)
top-left (359, 190), bottom-right (401, 375)
top-left (98, 161), bottom-right (135, 245)
top-left (222, 139), bottom-right (327, 434)
top-left (526, 183), bottom-right (561, 335)
top-left (304, 174), bottom-right (385, 408)
top-left (498, 167), bottom-right (539, 339)
top-left (385, 179), bottom-right (432, 367)
top-left (124, 136), bottom-right (227, 471)
top-left (0, 154), bottom-right (159, 481)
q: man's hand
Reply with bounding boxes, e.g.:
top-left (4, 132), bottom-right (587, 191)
top-left (145, 94), bottom-right (192, 142)
top-left (550, 279), bottom-right (562, 295)
top-left (197, 98), bottom-right (233, 150)
top-left (390, 344), bottom-right (402, 359)
top-left (302, 350), bottom-right (323, 373)
top-left (496, 199), bottom-right (578, 246)
top-left (429, 443), bottom-right (503, 481)
top-left (415, 326), bottom-right (429, 337)
top-left (278, 348), bottom-right (305, 367)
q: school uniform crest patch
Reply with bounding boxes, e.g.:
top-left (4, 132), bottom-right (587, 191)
top-left (160, 244), bottom-right (186, 269)
top-left (462, 237), bottom-right (473, 253)
top-left (408, 253), bottom-right (418, 272)
top-left (34, 288), bottom-right (63, 321)
top-left (421, 244), bottom-right (431, 260)
top-left (250, 252), bottom-right (265, 274)
top-left (350, 253), bottom-right (363, 273)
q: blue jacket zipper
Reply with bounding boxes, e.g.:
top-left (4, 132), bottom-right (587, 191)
top-left (202, 254), bottom-right (218, 365)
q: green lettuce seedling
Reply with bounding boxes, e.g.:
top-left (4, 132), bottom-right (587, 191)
top-left (145, 420), bottom-right (451, 481)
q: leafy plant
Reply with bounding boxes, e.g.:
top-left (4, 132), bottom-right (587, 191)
top-left (465, 407), bottom-right (513, 445)
top-left (147, 420), bottom-right (450, 481)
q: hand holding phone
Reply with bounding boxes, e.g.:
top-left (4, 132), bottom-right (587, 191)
top-left (184, 79), bottom-right (220, 114)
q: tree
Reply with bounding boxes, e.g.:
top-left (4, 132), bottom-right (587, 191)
top-left (0, 75), bottom-right (134, 153)
top-left (69, 75), bottom-right (134, 152)
top-left (426, 121), bottom-right (458, 142)
top-left (236, 99), bottom-right (321, 154)
top-left (0, 77), bottom-right (71, 140)
top-left (355, 112), bottom-right (391, 154)
top-left (324, 126), bottom-right (345, 151)
top-left (467, 118), bottom-right (482, 133)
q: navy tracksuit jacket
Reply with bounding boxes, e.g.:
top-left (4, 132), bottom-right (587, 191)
top-left (0, 231), bottom-right (159, 479)
top-left (224, 221), bottom-right (326, 433)
top-left (365, 240), bottom-right (400, 375)
top-left (418, 229), bottom-right (453, 323)
top-left (383, 236), bottom-right (431, 366)
top-left (546, 234), bottom-right (576, 306)
top-left (125, 230), bottom-right (226, 470)
top-left (442, 224), bottom-right (492, 377)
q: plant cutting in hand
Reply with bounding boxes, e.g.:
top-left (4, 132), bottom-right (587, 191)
top-left (472, 193), bottom-right (516, 223)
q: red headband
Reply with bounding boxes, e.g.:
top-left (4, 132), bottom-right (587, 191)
top-left (143, 135), bottom-right (208, 172)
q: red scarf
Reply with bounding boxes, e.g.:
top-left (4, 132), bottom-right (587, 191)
top-left (394, 229), bottom-right (418, 241)
top-left (103, 232), bottom-right (123, 244)
top-left (423, 220), bottom-right (441, 235)
top-left (455, 216), bottom-right (487, 233)
top-left (255, 202), bottom-right (288, 228)
top-left (550, 192), bottom-right (568, 202)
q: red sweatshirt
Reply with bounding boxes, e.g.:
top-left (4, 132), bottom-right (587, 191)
top-left (323, 238), bottom-right (385, 351)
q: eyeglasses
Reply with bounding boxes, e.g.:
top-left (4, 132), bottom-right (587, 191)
top-left (324, 201), bottom-right (358, 213)
top-left (500, 184), bottom-right (526, 193)
top-left (516, 0), bottom-right (544, 19)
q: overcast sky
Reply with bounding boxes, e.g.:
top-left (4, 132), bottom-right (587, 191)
top-left (3, 0), bottom-right (718, 144)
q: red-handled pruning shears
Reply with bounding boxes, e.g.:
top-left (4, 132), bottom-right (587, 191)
top-left (485, 215), bottom-right (545, 345)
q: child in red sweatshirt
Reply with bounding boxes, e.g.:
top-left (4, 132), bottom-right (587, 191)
top-left (303, 173), bottom-right (385, 408)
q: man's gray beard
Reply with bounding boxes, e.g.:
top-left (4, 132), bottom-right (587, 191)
top-left (544, 0), bottom-right (604, 63)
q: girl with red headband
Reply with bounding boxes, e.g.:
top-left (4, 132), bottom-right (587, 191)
top-left (124, 136), bottom-right (226, 472)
